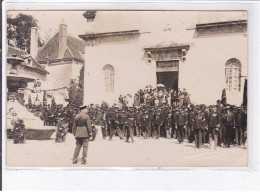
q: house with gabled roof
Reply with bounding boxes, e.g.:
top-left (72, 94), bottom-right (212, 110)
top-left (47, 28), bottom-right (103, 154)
top-left (35, 22), bottom-right (85, 90)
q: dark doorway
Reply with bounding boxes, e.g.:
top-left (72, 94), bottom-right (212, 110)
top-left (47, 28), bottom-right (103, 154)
top-left (156, 72), bottom-right (178, 91)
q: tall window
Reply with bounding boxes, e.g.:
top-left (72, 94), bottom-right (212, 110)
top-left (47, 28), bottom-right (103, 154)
top-left (225, 58), bottom-right (241, 92)
top-left (103, 64), bottom-right (114, 93)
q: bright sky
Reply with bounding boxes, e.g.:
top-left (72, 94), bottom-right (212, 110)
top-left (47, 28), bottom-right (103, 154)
top-left (8, 11), bottom-right (88, 42)
top-left (7, 10), bottom-right (247, 43)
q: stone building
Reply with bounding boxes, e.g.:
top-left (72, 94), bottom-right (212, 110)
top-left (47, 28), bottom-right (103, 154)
top-left (7, 45), bottom-right (48, 104)
top-left (35, 22), bottom-right (85, 90)
top-left (79, 11), bottom-right (247, 106)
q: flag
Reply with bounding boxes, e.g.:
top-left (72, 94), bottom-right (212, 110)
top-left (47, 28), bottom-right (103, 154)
top-left (243, 78), bottom-right (247, 110)
top-left (221, 88), bottom-right (227, 105)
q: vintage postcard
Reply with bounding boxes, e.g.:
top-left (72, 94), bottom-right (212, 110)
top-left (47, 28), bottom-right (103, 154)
top-left (5, 10), bottom-right (248, 167)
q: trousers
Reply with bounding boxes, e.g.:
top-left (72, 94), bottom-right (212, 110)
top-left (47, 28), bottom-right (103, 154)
top-left (125, 126), bottom-right (134, 142)
top-left (153, 125), bottom-right (161, 139)
top-left (208, 127), bottom-right (219, 149)
top-left (73, 137), bottom-right (89, 162)
top-left (194, 129), bottom-right (202, 148)
top-left (177, 125), bottom-right (184, 143)
top-left (235, 127), bottom-right (242, 145)
top-left (109, 125), bottom-right (123, 140)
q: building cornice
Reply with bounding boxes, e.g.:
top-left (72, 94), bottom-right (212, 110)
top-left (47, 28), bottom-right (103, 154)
top-left (79, 30), bottom-right (140, 41)
top-left (196, 20), bottom-right (247, 29)
top-left (144, 45), bottom-right (190, 52)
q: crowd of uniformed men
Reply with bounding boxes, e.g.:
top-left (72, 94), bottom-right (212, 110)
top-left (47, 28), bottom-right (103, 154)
top-left (85, 87), bottom-right (247, 149)
top-left (23, 87), bottom-right (247, 149)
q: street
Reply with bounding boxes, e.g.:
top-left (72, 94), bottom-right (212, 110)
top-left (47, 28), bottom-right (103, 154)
top-left (6, 131), bottom-right (247, 168)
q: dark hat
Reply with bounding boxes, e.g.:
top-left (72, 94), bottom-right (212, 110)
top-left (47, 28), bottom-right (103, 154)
top-left (79, 105), bottom-right (87, 110)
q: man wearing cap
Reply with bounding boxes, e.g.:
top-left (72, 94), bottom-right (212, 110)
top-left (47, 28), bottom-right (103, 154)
top-left (208, 107), bottom-right (220, 149)
top-left (109, 108), bottom-right (124, 140)
top-left (141, 109), bottom-right (150, 139)
top-left (165, 113), bottom-right (174, 139)
top-left (117, 109), bottom-right (127, 137)
top-left (224, 105), bottom-right (235, 148)
top-left (193, 109), bottom-right (206, 149)
top-left (72, 105), bottom-right (93, 164)
top-left (187, 106), bottom-right (195, 143)
top-left (175, 107), bottom-right (187, 143)
top-left (125, 108), bottom-right (135, 143)
top-left (152, 108), bottom-right (162, 139)
top-left (135, 108), bottom-right (142, 137)
top-left (234, 107), bottom-right (243, 146)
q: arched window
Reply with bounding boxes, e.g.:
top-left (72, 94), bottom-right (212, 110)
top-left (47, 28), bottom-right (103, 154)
top-left (225, 58), bottom-right (241, 92)
top-left (103, 64), bottom-right (114, 93)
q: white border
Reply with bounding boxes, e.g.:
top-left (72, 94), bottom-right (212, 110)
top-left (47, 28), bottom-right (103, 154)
top-left (2, 0), bottom-right (260, 190)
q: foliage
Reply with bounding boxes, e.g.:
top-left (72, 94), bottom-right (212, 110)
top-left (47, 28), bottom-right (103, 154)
top-left (42, 91), bottom-right (47, 106)
top-left (68, 66), bottom-right (84, 110)
top-left (7, 13), bottom-right (45, 53)
top-left (51, 97), bottom-right (56, 108)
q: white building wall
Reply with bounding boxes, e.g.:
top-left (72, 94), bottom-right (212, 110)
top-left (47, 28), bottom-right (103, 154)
top-left (84, 40), bottom-right (154, 105)
top-left (83, 32), bottom-right (247, 106)
top-left (71, 61), bottom-right (84, 81)
top-left (183, 34), bottom-right (247, 106)
top-left (45, 63), bottom-right (73, 89)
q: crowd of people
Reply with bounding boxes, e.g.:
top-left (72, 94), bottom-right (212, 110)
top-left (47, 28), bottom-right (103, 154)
top-left (18, 86), bottom-right (247, 150)
top-left (83, 87), bottom-right (247, 149)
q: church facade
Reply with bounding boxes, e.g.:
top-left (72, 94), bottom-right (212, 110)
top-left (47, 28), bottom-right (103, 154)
top-left (79, 11), bottom-right (247, 106)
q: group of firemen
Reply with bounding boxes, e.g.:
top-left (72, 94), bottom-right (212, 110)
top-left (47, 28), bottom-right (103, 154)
top-left (87, 99), bottom-right (247, 149)
top-left (14, 87), bottom-right (247, 150)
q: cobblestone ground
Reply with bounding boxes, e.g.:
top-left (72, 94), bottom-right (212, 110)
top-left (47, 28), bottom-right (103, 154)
top-left (6, 132), bottom-right (247, 168)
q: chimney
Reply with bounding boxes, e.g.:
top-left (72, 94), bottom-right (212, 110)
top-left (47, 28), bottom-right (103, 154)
top-left (58, 21), bottom-right (68, 59)
top-left (30, 27), bottom-right (38, 59)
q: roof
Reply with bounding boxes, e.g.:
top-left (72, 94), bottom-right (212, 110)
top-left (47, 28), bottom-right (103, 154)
top-left (7, 46), bottom-right (48, 75)
top-left (36, 33), bottom-right (85, 62)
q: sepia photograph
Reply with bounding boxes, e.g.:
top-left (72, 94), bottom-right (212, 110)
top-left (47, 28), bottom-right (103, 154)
top-left (5, 10), bottom-right (248, 167)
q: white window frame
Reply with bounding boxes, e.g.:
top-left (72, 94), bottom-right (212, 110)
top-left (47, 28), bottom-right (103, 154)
top-left (225, 58), bottom-right (242, 92)
top-left (103, 64), bottom-right (114, 93)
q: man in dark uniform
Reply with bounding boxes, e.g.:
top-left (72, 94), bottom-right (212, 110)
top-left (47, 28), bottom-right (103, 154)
top-left (224, 105), bottom-right (235, 148)
top-left (147, 107), bottom-right (154, 138)
top-left (72, 105), bottom-right (93, 164)
top-left (141, 109), bottom-right (149, 139)
top-left (241, 108), bottom-right (247, 149)
top-left (118, 109), bottom-right (127, 137)
top-left (217, 103), bottom-right (225, 146)
top-left (234, 107), bottom-right (243, 146)
top-left (109, 108), bottom-right (124, 140)
top-left (105, 108), bottom-right (112, 137)
top-left (175, 107), bottom-right (187, 143)
top-left (208, 107), bottom-right (220, 149)
top-left (135, 108), bottom-right (142, 137)
top-left (193, 108), bottom-right (206, 149)
top-left (165, 113), bottom-right (174, 139)
top-left (125, 108), bottom-right (135, 143)
top-left (152, 107), bottom-right (162, 139)
top-left (187, 106), bottom-right (195, 143)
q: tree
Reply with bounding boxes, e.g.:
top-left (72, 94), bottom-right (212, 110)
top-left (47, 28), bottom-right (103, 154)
top-left (51, 97), bottom-right (56, 108)
top-left (79, 65), bottom-right (84, 89)
top-left (42, 91), bottom-right (47, 107)
top-left (68, 66), bottom-right (84, 108)
top-left (7, 13), bottom-right (44, 53)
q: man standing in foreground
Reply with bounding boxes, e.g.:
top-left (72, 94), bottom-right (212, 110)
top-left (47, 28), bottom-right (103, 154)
top-left (72, 105), bottom-right (93, 164)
